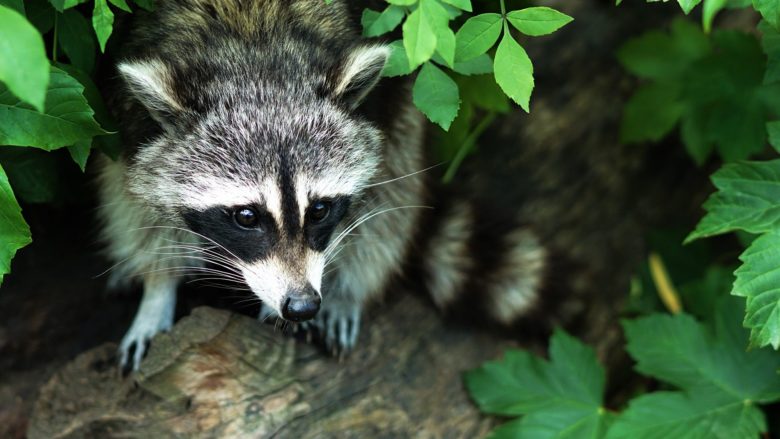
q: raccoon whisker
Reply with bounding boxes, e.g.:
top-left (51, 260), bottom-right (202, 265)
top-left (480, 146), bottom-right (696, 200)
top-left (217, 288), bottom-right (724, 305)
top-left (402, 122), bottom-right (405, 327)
top-left (145, 253), bottom-right (244, 278)
top-left (363, 162), bottom-right (443, 188)
top-left (325, 205), bottom-right (433, 259)
top-left (325, 203), bottom-right (391, 258)
top-left (93, 254), bottom-right (135, 279)
top-left (130, 266), bottom-right (243, 281)
top-left (151, 246), bottom-right (244, 274)
top-left (136, 226), bottom-right (244, 265)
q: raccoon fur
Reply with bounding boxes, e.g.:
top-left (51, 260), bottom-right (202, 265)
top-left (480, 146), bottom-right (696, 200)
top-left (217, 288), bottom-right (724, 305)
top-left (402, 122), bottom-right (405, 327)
top-left (99, 0), bottom-right (547, 371)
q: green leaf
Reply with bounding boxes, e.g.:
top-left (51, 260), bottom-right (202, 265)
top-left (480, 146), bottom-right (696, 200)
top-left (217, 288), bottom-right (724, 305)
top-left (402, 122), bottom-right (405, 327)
top-left (0, 0), bottom-right (24, 14)
top-left (505, 7), bottom-right (573, 37)
top-left (617, 20), bottom-right (710, 80)
top-left (68, 139), bottom-right (91, 171)
top-left (622, 306), bottom-right (780, 399)
top-left (435, 25), bottom-right (456, 67)
top-left (48, 0), bottom-right (88, 12)
top-left (92, 0), bottom-right (114, 52)
top-left (494, 33), bottom-right (533, 112)
top-left (465, 330), bottom-right (610, 438)
top-left (680, 108), bottom-right (713, 165)
top-left (0, 66), bottom-right (107, 149)
top-left (768, 120), bottom-right (780, 152)
top-left (687, 160), bottom-right (780, 241)
top-left (109, 0), bottom-right (131, 12)
top-left (0, 163), bottom-right (31, 285)
top-left (132, 0), bottom-right (154, 11)
top-left (678, 0), bottom-right (703, 14)
top-left (490, 406), bottom-right (614, 439)
top-left (382, 40), bottom-right (415, 77)
top-left (754, 0), bottom-right (780, 30)
top-left (454, 13), bottom-right (502, 62)
top-left (621, 82), bottom-right (684, 143)
top-left (607, 390), bottom-right (766, 439)
top-left (703, 0), bottom-right (726, 32)
top-left (402, 7), bottom-right (437, 69)
top-left (733, 232), bottom-right (780, 349)
top-left (440, 0), bottom-right (471, 12)
top-left (386, 0), bottom-right (416, 5)
top-left (361, 6), bottom-right (404, 37)
top-left (760, 20), bottom-right (780, 83)
top-left (451, 53), bottom-right (493, 75)
top-left (58, 9), bottom-right (97, 74)
top-left (0, 5), bottom-right (49, 112)
top-left (413, 62), bottom-right (460, 130)
top-left (0, 148), bottom-right (61, 203)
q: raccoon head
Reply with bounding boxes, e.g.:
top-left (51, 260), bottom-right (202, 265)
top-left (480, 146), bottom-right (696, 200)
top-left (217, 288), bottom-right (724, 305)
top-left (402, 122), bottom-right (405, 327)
top-left (118, 44), bottom-right (389, 321)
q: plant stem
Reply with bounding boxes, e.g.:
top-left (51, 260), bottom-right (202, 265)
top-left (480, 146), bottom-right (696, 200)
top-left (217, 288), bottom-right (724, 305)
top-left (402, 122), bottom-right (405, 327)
top-left (499, 0), bottom-right (509, 34)
top-left (442, 111), bottom-right (497, 183)
top-left (52, 13), bottom-right (59, 63)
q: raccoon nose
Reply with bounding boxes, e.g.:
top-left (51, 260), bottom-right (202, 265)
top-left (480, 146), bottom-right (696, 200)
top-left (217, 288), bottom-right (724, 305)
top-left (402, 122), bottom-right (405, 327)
top-left (281, 286), bottom-right (321, 322)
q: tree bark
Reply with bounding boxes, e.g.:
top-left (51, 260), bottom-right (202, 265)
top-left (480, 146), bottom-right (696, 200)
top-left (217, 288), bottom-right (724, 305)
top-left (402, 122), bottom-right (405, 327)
top-left (29, 300), bottom-right (511, 438)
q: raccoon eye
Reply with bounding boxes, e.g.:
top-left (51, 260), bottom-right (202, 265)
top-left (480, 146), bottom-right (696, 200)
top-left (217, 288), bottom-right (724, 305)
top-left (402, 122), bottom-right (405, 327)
top-left (234, 207), bottom-right (259, 229)
top-left (308, 201), bottom-right (331, 223)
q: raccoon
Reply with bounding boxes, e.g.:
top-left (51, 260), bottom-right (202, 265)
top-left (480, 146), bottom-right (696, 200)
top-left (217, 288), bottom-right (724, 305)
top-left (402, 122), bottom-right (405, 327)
top-left (100, 0), bottom-right (547, 371)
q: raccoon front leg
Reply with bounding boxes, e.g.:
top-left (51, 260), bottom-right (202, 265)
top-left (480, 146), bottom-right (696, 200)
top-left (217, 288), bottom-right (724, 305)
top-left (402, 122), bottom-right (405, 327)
top-left (310, 292), bottom-right (362, 354)
top-left (119, 274), bottom-right (178, 372)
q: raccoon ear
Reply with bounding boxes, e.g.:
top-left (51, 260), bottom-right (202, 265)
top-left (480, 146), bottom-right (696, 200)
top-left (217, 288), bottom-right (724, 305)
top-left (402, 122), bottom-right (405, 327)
top-left (332, 45), bottom-right (389, 109)
top-left (118, 59), bottom-right (184, 127)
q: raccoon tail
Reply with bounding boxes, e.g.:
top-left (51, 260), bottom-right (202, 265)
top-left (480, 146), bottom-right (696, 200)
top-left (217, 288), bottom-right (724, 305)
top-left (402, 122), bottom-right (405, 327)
top-left (419, 198), bottom-right (549, 329)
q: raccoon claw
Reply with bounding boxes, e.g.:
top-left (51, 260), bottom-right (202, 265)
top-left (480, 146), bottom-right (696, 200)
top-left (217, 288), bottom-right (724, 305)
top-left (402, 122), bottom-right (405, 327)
top-left (118, 313), bottom-right (172, 374)
top-left (310, 300), bottom-right (362, 356)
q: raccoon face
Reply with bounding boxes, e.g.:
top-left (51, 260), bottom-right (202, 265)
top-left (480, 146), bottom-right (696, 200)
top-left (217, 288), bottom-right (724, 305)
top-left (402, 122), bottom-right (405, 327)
top-left (118, 45), bottom-right (389, 321)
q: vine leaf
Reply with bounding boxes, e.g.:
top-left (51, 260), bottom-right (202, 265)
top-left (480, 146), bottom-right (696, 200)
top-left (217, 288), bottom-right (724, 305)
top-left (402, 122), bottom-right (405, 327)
top-left (454, 13), bottom-right (502, 62)
top-left (465, 330), bottom-right (612, 438)
top-left (0, 66), bottom-right (108, 149)
top-left (0, 5), bottom-right (49, 111)
top-left (733, 232), bottom-right (780, 349)
top-left (0, 164), bottom-right (31, 286)
top-left (92, 0), bottom-right (114, 52)
top-left (361, 5), bottom-right (404, 37)
top-left (505, 7), bottom-right (573, 37)
top-left (412, 62), bottom-right (460, 130)
top-left (494, 32), bottom-right (533, 112)
top-left (402, 7), bottom-right (437, 69)
top-left (610, 302), bottom-right (780, 436)
top-left (686, 160), bottom-right (780, 241)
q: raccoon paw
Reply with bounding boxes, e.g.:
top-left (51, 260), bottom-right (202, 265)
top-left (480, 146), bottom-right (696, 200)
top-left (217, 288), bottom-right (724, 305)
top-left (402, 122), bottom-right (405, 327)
top-left (118, 311), bottom-right (173, 374)
top-left (304, 298), bottom-right (362, 356)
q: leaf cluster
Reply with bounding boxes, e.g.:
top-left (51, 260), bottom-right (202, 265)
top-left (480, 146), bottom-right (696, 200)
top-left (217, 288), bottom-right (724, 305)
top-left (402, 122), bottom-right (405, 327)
top-left (0, 0), bottom-right (142, 283)
top-left (619, 20), bottom-right (780, 164)
top-left (466, 297), bottom-right (780, 438)
top-left (357, 0), bottom-right (572, 179)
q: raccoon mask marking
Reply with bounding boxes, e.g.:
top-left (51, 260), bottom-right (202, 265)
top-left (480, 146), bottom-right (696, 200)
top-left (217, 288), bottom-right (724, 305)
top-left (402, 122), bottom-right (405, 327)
top-left (116, 44), bottom-right (388, 322)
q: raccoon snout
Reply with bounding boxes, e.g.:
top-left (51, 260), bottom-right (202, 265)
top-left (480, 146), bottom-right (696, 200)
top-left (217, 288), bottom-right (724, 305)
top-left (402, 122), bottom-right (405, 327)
top-left (281, 285), bottom-right (321, 322)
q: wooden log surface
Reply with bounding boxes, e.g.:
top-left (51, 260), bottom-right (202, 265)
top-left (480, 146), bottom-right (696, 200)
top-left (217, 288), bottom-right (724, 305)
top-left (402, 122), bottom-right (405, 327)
top-left (28, 300), bottom-right (510, 438)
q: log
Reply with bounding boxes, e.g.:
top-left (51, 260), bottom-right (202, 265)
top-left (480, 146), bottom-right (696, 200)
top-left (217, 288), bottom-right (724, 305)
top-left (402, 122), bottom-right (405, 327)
top-left (28, 300), bottom-right (510, 438)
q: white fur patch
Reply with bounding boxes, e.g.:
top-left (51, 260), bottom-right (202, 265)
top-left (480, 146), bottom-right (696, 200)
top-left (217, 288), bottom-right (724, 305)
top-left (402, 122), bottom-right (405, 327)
top-left (335, 45), bottom-right (390, 98)
top-left (241, 252), bottom-right (324, 314)
top-left (487, 229), bottom-right (547, 324)
top-left (118, 59), bottom-right (183, 113)
top-left (241, 257), bottom-right (291, 312)
top-left (425, 202), bottom-right (473, 308)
